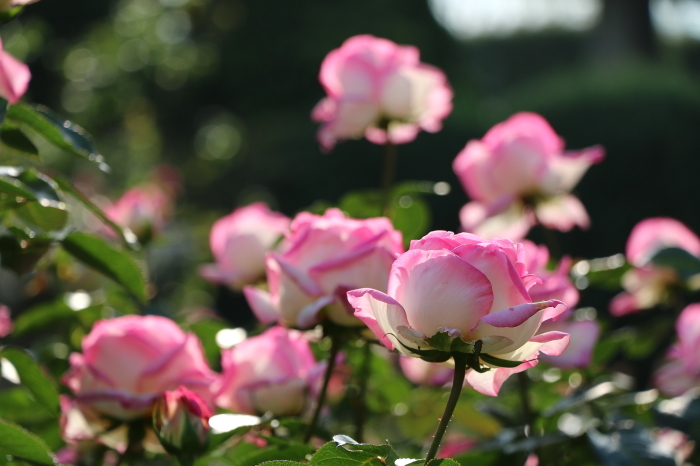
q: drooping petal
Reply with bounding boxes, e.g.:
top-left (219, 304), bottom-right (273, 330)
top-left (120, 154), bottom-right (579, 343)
top-left (535, 195), bottom-right (590, 232)
top-left (540, 322), bottom-right (598, 368)
top-left (242, 286), bottom-right (279, 325)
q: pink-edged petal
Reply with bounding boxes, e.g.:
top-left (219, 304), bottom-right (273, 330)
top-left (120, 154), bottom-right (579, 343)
top-left (460, 201), bottom-right (533, 241)
top-left (540, 322), bottom-right (598, 368)
top-left (535, 195), bottom-right (590, 232)
top-left (466, 359), bottom-right (537, 397)
top-left (296, 295), bottom-right (336, 329)
top-left (451, 243), bottom-right (531, 313)
top-left (243, 286), bottom-right (279, 325)
top-left (0, 45), bottom-right (30, 105)
top-left (541, 145), bottom-right (605, 194)
top-left (388, 249), bottom-right (493, 337)
top-left (626, 217), bottom-right (700, 267)
top-left (468, 300), bottom-right (565, 356)
top-left (347, 288), bottom-right (414, 352)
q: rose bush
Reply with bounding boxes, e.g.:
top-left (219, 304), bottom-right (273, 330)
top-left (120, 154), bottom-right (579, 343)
top-left (153, 386), bottom-right (211, 456)
top-left (200, 202), bottom-right (290, 290)
top-left (312, 34), bottom-right (453, 151)
top-left (610, 217), bottom-right (700, 316)
top-left (244, 208), bottom-right (403, 328)
top-left (214, 326), bottom-right (325, 417)
top-left (348, 230), bottom-right (570, 396)
top-left (62, 315), bottom-right (217, 423)
top-left (453, 112), bottom-right (604, 240)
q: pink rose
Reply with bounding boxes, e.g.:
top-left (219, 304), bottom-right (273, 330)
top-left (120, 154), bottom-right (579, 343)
top-left (453, 112), bottom-right (604, 240)
top-left (62, 315), bottom-right (217, 421)
top-left (199, 203), bottom-right (290, 290)
top-left (0, 304), bottom-right (12, 337)
top-left (348, 231), bottom-right (570, 396)
top-left (104, 185), bottom-right (172, 243)
top-left (244, 208), bottom-right (403, 328)
top-left (214, 326), bottom-right (325, 417)
top-left (0, 39), bottom-right (30, 105)
top-left (399, 356), bottom-right (454, 387)
top-left (610, 217), bottom-right (700, 316)
top-left (654, 304), bottom-right (700, 396)
top-left (312, 35), bottom-right (453, 151)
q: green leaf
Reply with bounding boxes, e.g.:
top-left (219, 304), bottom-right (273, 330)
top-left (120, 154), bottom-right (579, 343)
top-left (61, 232), bottom-right (147, 302)
top-left (6, 103), bottom-right (109, 171)
top-left (0, 167), bottom-right (60, 201)
top-left (0, 348), bottom-right (59, 415)
top-left (256, 463), bottom-right (307, 466)
top-left (649, 247), bottom-right (700, 280)
top-left (14, 200), bottom-right (68, 231)
top-left (0, 419), bottom-right (56, 465)
top-left (587, 428), bottom-right (675, 466)
top-left (0, 175), bottom-right (36, 199)
top-left (311, 441), bottom-right (394, 466)
top-left (0, 128), bottom-right (38, 158)
top-left (427, 460), bottom-right (462, 466)
top-left (0, 234), bottom-right (53, 275)
top-left (50, 174), bottom-right (136, 249)
top-left (0, 7), bottom-right (23, 26)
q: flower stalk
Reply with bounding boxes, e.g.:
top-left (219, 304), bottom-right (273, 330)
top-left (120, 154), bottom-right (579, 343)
top-left (424, 352), bottom-right (468, 465)
top-left (303, 332), bottom-right (342, 443)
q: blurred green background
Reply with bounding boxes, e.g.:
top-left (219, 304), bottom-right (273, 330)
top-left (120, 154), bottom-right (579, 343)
top-left (5, 0), bottom-right (700, 322)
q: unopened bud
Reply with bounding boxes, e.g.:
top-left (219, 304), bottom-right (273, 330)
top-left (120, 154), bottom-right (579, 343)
top-left (153, 386), bottom-right (211, 456)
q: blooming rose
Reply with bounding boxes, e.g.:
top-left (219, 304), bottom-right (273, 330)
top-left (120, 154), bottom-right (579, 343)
top-left (0, 39), bottom-right (30, 104)
top-left (312, 34), bottom-right (453, 151)
top-left (105, 185), bottom-right (172, 243)
top-left (214, 326), bottom-right (325, 417)
top-left (453, 112), bottom-right (604, 240)
top-left (654, 304), bottom-right (700, 396)
top-left (153, 386), bottom-right (211, 455)
top-left (62, 315), bottom-right (217, 422)
top-left (199, 203), bottom-right (290, 290)
top-left (399, 356), bottom-right (454, 387)
top-left (243, 208), bottom-right (403, 328)
top-left (348, 231), bottom-right (570, 396)
top-left (520, 241), bottom-right (599, 368)
top-left (0, 304), bottom-right (12, 337)
top-left (610, 217), bottom-right (700, 316)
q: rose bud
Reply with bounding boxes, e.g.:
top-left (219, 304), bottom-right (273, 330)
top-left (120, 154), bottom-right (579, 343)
top-left (0, 39), bottom-right (29, 104)
top-left (153, 386), bottom-right (212, 456)
top-left (0, 304), bottom-right (12, 337)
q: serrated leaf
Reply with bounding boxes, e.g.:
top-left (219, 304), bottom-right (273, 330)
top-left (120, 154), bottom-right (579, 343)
top-left (14, 200), bottom-right (68, 231)
top-left (0, 419), bottom-right (56, 465)
top-left (50, 174), bottom-right (136, 249)
top-left (61, 232), bottom-right (147, 302)
top-left (427, 460), bottom-right (462, 466)
top-left (0, 347), bottom-right (59, 415)
top-left (6, 103), bottom-right (109, 171)
top-left (1, 128), bottom-right (38, 158)
top-left (0, 175), bottom-right (36, 199)
top-left (311, 441), bottom-right (393, 466)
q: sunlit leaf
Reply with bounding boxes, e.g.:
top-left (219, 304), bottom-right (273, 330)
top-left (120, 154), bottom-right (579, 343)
top-left (61, 232), bottom-right (147, 302)
top-left (6, 103), bottom-right (109, 171)
top-left (0, 419), bottom-right (56, 465)
top-left (0, 347), bottom-right (59, 415)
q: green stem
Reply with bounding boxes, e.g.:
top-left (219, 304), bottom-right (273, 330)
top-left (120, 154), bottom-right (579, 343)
top-left (424, 353), bottom-right (468, 465)
top-left (303, 334), bottom-right (342, 443)
top-left (380, 140), bottom-right (397, 217)
top-left (353, 342), bottom-right (372, 442)
top-left (517, 371), bottom-right (534, 434)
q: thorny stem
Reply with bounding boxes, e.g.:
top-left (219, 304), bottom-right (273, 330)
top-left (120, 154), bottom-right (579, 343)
top-left (380, 140), bottom-right (397, 217)
top-left (303, 334), bottom-right (342, 443)
top-left (424, 352), bottom-right (468, 465)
